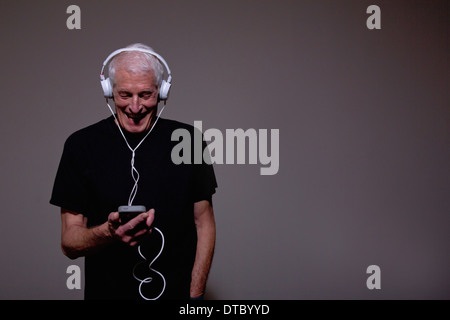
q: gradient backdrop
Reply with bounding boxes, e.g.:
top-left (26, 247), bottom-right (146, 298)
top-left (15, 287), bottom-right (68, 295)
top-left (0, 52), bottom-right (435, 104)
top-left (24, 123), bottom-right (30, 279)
top-left (0, 0), bottom-right (448, 299)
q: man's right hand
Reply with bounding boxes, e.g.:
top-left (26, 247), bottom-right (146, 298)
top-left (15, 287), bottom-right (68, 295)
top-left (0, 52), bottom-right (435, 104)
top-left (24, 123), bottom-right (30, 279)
top-left (107, 209), bottom-right (155, 246)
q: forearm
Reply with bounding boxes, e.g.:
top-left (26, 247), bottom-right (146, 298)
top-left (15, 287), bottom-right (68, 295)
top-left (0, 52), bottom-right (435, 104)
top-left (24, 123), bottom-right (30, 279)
top-left (61, 209), bottom-right (155, 259)
top-left (190, 216), bottom-right (216, 298)
top-left (62, 221), bottom-right (114, 259)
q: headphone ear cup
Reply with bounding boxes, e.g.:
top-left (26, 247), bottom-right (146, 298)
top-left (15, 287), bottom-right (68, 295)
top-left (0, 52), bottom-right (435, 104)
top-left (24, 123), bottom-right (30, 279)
top-left (101, 78), bottom-right (113, 98)
top-left (158, 80), bottom-right (171, 101)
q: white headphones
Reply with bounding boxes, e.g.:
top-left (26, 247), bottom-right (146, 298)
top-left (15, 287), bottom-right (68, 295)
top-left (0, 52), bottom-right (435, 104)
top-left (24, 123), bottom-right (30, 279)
top-left (100, 47), bottom-right (172, 100)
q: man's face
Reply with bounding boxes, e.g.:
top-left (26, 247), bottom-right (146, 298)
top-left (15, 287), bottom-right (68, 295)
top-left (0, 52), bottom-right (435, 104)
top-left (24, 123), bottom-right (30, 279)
top-left (113, 68), bottom-right (159, 134)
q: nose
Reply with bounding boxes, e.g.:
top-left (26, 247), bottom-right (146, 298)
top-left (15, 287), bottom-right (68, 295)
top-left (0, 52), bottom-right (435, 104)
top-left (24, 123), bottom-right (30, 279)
top-left (130, 95), bottom-right (142, 113)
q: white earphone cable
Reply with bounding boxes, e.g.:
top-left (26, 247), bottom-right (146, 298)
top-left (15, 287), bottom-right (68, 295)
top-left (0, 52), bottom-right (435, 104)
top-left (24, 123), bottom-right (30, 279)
top-left (105, 98), bottom-right (166, 300)
top-left (133, 227), bottom-right (166, 300)
top-left (105, 99), bottom-right (165, 206)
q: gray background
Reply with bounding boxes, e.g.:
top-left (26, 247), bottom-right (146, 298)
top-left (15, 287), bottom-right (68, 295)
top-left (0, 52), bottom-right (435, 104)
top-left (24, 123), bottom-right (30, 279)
top-left (0, 0), bottom-right (448, 299)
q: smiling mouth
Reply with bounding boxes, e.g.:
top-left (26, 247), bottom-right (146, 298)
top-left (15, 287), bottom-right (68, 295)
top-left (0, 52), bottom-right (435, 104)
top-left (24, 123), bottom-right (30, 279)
top-left (126, 112), bottom-right (148, 123)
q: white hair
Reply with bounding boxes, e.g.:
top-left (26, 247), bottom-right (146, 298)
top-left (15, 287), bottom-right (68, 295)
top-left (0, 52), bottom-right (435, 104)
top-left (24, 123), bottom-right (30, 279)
top-left (108, 43), bottom-right (164, 88)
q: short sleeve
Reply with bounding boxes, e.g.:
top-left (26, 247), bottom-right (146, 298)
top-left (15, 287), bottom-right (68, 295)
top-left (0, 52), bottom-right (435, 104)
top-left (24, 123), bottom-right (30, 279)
top-left (49, 133), bottom-right (91, 214)
top-left (192, 138), bottom-right (218, 205)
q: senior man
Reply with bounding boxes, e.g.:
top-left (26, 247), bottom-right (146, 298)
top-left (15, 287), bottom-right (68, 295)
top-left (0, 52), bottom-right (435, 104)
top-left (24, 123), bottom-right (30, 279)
top-left (50, 43), bottom-right (217, 300)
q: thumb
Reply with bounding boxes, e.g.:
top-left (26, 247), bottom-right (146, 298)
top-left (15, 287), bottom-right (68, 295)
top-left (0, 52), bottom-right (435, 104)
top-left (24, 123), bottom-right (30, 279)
top-left (108, 211), bottom-right (120, 227)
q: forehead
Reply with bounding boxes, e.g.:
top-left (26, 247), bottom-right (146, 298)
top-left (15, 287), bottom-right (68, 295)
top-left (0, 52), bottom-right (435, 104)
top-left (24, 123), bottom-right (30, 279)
top-left (114, 68), bottom-right (157, 89)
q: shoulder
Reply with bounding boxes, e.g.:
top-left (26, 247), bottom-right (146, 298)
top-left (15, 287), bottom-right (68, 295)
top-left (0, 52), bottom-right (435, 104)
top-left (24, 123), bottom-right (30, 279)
top-left (156, 118), bottom-right (199, 139)
top-left (66, 117), bottom-right (113, 141)
top-left (157, 118), bottom-right (194, 132)
top-left (64, 117), bottom-right (113, 149)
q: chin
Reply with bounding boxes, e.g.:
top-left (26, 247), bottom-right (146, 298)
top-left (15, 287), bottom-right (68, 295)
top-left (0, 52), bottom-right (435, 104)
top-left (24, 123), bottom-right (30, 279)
top-left (118, 115), bottom-right (151, 134)
top-left (124, 122), bottom-right (150, 134)
top-left (124, 126), bottom-right (144, 134)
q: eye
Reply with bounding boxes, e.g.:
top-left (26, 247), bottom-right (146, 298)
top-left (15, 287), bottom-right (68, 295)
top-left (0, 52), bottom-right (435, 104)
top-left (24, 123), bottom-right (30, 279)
top-left (118, 91), bottom-right (132, 98)
top-left (139, 91), bottom-right (154, 99)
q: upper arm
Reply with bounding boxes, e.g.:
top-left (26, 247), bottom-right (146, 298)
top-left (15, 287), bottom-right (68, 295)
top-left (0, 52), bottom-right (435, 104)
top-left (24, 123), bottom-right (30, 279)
top-left (193, 200), bottom-right (215, 228)
top-left (61, 207), bottom-right (87, 234)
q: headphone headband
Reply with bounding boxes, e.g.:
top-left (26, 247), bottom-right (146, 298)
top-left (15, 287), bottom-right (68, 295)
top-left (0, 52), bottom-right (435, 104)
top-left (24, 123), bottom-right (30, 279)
top-left (100, 47), bottom-right (172, 100)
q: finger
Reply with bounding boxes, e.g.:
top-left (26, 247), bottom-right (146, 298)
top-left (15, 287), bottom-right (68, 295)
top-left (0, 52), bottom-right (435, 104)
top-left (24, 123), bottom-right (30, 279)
top-left (128, 211), bottom-right (149, 226)
top-left (145, 209), bottom-right (155, 227)
top-left (123, 212), bottom-right (149, 235)
top-left (129, 228), bottom-right (153, 246)
top-left (133, 227), bottom-right (149, 238)
top-left (132, 228), bottom-right (151, 242)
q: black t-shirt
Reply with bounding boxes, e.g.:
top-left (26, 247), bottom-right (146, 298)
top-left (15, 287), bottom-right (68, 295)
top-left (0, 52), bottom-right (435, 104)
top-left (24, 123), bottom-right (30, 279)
top-left (50, 116), bottom-right (217, 300)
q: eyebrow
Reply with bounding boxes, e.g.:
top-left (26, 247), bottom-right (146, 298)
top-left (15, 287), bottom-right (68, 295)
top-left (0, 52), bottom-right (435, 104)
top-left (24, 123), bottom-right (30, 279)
top-left (117, 87), bottom-right (155, 92)
top-left (117, 89), bottom-right (154, 94)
